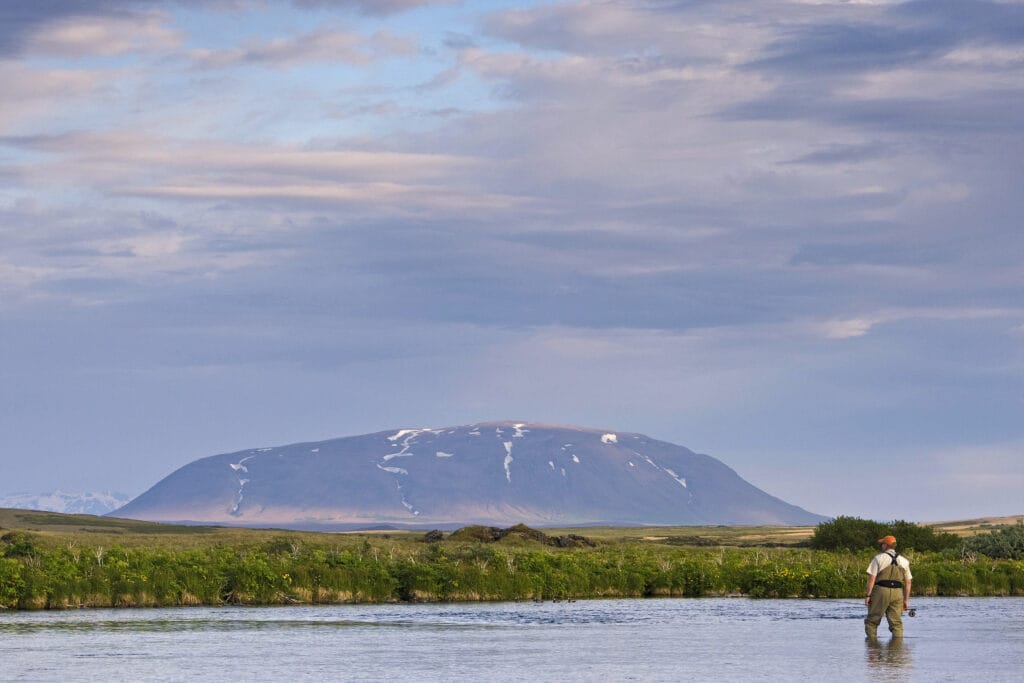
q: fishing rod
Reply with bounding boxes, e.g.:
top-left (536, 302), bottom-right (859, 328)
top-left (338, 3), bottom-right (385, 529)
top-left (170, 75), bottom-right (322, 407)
top-left (815, 597), bottom-right (918, 616)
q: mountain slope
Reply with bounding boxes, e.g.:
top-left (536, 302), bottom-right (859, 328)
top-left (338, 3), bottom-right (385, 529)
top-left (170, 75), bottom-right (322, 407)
top-left (114, 422), bottom-right (823, 528)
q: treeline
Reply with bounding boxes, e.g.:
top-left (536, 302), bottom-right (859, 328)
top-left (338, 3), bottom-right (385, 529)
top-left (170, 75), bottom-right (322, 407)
top-left (2, 528), bottom-right (1024, 610)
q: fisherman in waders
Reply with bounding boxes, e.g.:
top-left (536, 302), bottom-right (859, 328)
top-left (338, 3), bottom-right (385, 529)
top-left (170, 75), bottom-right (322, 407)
top-left (864, 535), bottom-right (912, 639)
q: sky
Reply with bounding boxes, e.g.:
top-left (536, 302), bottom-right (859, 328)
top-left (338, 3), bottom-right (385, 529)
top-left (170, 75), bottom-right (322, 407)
top-left (1, 0), bottom-right (1022, 522)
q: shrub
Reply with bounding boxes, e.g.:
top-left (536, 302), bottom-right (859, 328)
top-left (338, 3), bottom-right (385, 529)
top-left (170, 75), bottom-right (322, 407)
top-left (809, 516), bottom-right (883, 551)
top-left (887, 521), bottom-right (959, 552)
top-left (962, 525), bottom-right (1024, 560)
top-left (0, 558), bottom-right (25, 607)
top-left (810, 516), bottom-right (958, 552)
top-left (448, 525), bottom-right (505, 543)
top-left (1, 532), bottom-right (38, 559)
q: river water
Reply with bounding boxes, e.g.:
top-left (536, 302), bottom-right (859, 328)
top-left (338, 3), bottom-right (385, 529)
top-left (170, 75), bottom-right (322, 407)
top-left (1, 598), bottom-right (1022, 681)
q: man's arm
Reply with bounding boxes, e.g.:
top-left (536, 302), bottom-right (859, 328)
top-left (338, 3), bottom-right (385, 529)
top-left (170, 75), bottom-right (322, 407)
top-left (864, 573), bottom-right (876, 606)
top-left (904, 579), bottom-right (911, 610)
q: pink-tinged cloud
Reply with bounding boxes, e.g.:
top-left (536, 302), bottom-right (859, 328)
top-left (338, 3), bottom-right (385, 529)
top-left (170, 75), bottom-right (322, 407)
top-left (23, 11), bottom-right (182, 57)
top-left (291, 0), bottom-right (458, 16)
top-left (191, 27), bottom-right (417, 69)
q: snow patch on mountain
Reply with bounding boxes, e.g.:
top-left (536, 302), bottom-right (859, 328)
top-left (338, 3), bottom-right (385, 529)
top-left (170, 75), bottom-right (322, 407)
top-left (503, 441), bottom-right (514, 482)
top-left (382, 452), bottom-right (412, 461)
top-left (664, 467), bottom-right (688, 488)
top-left (384, 429), bottom-right (430, 459)
top-left (228, 455), bottom-right (257, 515)
top-left (230, 478), bottom-right (250, 515)
top-left (396, 481), bottom-right (419, 515)
top-left (230, 455), bottom-right (254, 473)
top-left (388, 429), bottom-right (425, 442)
top-left (640, 453), bottom-right (662, 471)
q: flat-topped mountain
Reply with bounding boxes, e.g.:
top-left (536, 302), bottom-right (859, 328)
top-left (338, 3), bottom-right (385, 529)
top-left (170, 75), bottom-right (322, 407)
top-left (113, 422), bottom-right (824, 529)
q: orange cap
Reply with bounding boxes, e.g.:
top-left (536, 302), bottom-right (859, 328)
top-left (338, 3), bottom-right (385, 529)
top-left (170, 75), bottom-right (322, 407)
top-left (878, 535), bottom-right (897, 546)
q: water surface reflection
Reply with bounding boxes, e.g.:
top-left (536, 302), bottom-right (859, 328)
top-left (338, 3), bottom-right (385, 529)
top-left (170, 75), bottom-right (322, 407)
top-left (865, 636), bottom-right (912, 678)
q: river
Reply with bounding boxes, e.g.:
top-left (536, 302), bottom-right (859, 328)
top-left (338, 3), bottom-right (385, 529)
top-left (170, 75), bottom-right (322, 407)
top-left (1, 598), bottom-right (1022, 681)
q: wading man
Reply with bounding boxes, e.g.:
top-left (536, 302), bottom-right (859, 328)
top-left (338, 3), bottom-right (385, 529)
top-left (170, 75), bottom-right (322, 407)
top-left (864, 535), bottom-right (912, 639)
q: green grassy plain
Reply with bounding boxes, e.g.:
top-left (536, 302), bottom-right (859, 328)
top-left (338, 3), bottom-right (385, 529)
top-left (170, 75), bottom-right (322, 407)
top-left (2, 509), bottom-right (1022, 610)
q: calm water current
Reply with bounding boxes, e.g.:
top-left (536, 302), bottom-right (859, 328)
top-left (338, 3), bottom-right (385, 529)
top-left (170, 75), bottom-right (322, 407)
top-left (1, 598), bottom-right (1022, 681)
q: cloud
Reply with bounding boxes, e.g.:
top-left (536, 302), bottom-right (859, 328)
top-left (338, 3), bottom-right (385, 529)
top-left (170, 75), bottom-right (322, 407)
top-left (816, 317), bottom-right (880, 339)
top-left (805, 307), bottom-right (1023, 340)
top-left (942, 44), bottom-right (1024, 69)
top-left (783, 142), bottom-right (895, 165)
top-left (3, 1), bottom-right (1019, 334)
top-left (0, 1), bottom-right (198, 57)
top-left (121, 181), bottom-right (522, 213)
top-left (749, 0), bottom-right (1024, 75)
top-left (0, 63), bottom-right (103, 100)
top-left (2, 132), bottom-right (487, 200)
top-left (484, 1), bottom-right (763, 64)
top-left (486, 2), bottom-right (667, 55)
top-left (789, 240), bottom-right (942, 267)
top-left (290, 0), bottom-right (457, 16)
top-left (23, 10), bottom-right (182, 57)
top-left (0, 63), bottom-right (107, 130)
top-left (721, 87), bottom-right (1024, 134)
top-left (0, 1), bottom-right (442, 59)
top-left (190, 28), bottom-right (417, 69)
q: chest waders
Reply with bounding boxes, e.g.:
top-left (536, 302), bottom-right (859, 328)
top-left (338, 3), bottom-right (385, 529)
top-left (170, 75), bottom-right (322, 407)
top-left (865, 551), bottom-right (907, 639)
top-left (876, 551), bottom-right (906, 588)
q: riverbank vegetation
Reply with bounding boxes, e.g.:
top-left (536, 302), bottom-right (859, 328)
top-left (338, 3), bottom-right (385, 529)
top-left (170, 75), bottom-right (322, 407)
top-left (1, 510), bottom-right (1022, 609)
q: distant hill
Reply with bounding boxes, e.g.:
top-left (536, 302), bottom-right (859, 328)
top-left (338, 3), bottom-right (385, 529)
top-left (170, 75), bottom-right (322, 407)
top-left (114, 422), bottom-right (825, 529)
top-left (0, 490), bottom-right (130, 516)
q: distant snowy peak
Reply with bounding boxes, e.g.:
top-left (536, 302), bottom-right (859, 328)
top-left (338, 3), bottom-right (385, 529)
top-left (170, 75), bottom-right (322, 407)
top-left (0, 491), bottom-right (131, 516)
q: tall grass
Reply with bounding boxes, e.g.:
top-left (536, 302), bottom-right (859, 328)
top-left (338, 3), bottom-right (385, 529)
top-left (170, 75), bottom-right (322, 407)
top-left (2, 529), bottom-right (1022, 609)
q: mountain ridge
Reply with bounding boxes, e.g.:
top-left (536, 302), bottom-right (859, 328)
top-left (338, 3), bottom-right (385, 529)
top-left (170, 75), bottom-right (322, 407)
top-left (0, 490), bottom-right (130, 516)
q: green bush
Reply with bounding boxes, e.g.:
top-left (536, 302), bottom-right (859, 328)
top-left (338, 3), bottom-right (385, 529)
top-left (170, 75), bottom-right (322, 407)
top-left (0, 557), bottom-right (25, 607)
top-left (962, 525), bottom-right (1024, 560)
top-left (809, 516), bottom-right (882, 551)
top-left (936, 567), bottom-right (977, 596)
top-left (1, 532), bottom-right (38, 558)
top-left (888, 521), bottom-right (960, 552)
top-left (810, 516), bottom-right (958, 552)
